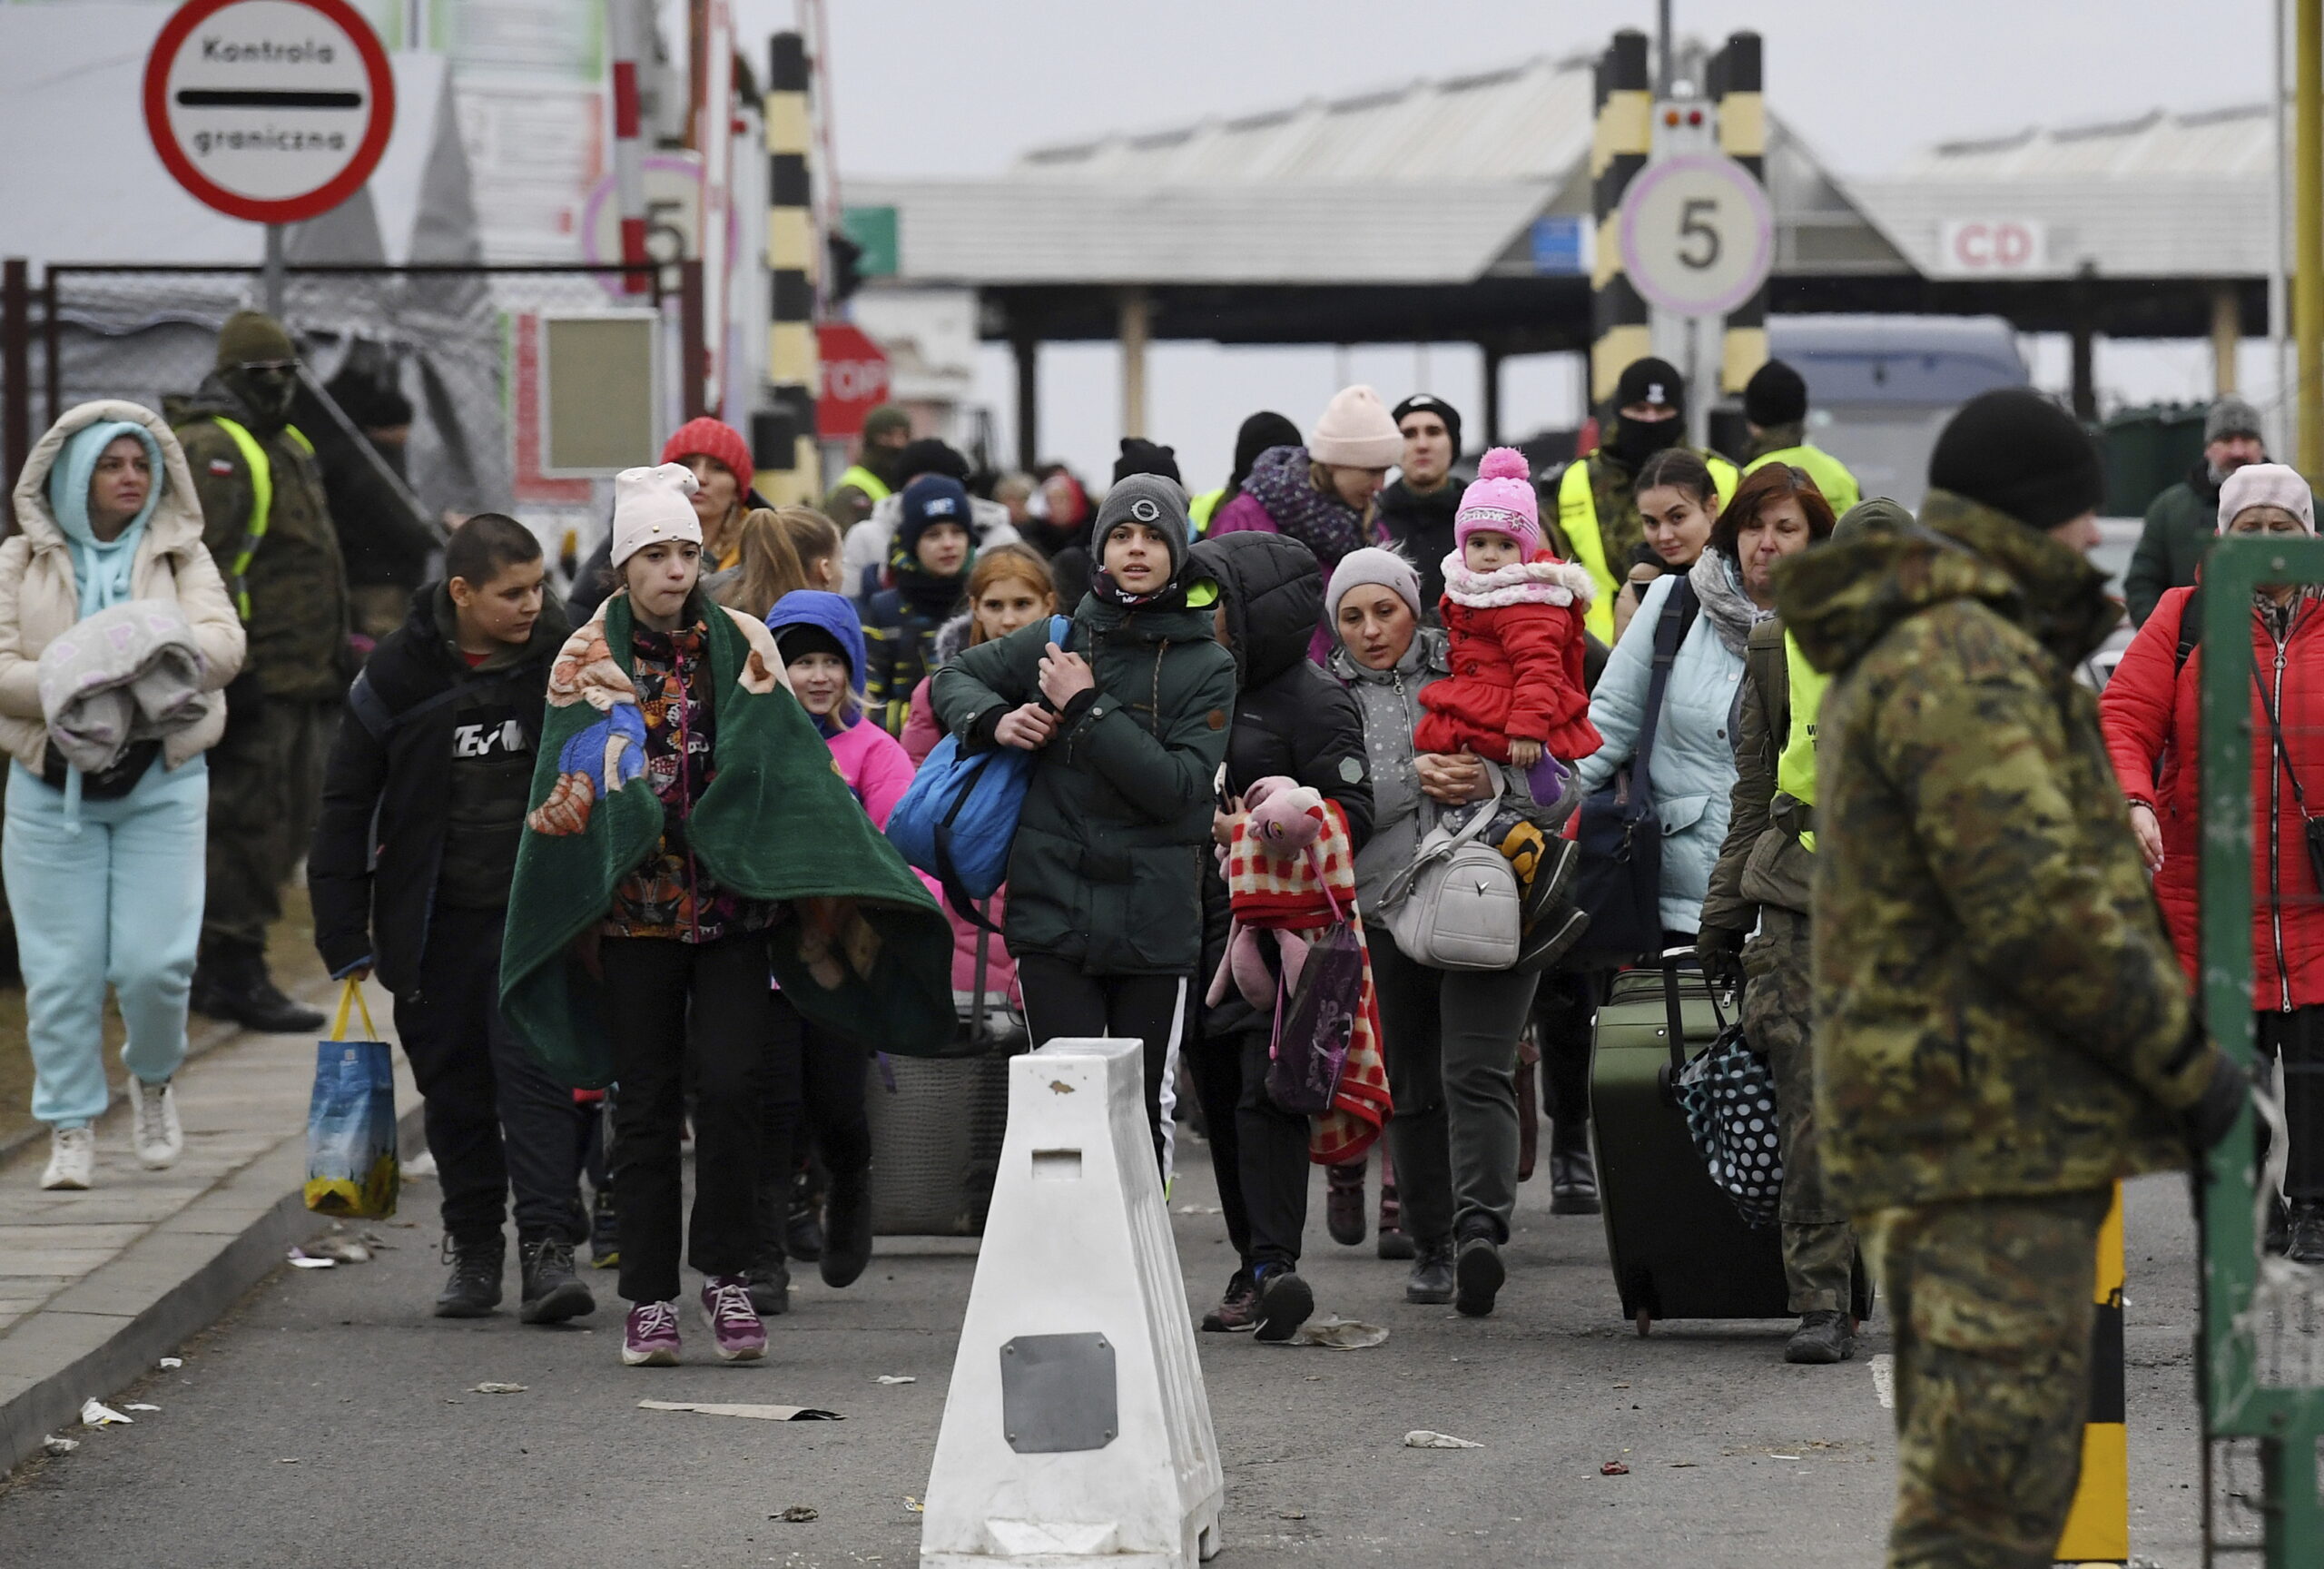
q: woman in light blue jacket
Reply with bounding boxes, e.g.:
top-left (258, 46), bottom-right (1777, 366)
top-left (1574, 460), bottom-right (1828, 939)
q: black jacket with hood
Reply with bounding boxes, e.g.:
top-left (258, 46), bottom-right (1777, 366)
top-left (309, 584), bottom-right (571, 992)
top-left (1188, 531), bottom-right (1374, 1037)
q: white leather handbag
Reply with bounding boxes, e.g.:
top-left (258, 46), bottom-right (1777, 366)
top-left (1377, 769), bottom-right (1523, 972)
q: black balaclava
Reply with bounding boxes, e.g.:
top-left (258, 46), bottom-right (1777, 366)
top-left (1606, 356), bottom-right (1688, 469)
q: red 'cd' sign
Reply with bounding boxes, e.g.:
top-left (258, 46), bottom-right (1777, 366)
top-left (143, 0), bottom-right (395, 225)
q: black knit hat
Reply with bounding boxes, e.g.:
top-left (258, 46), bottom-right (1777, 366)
top-left (1113, 437), bottom-right (1181, 485)
top-left (897, 438), bottom-right (970, 487)
top-left (1743, 360), bottom-right (1807, 429)
top-left (1927, 389), bottom-right (2103, 531)
top-left (1230, 410), bottom-right (1302, 488)
top-left (1392, 393), bottom-right (1463, 454)
top-left (1613, 357), bottom-right (1685, 416)
top-left (773, 620), bottom-right (849, 671)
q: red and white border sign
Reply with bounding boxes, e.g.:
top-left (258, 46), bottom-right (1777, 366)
top-left (143, 0), bottom-right (395, 225)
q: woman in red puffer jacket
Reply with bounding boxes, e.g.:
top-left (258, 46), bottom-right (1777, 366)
top-left (2100, 461), bottom-right (2324, 1258)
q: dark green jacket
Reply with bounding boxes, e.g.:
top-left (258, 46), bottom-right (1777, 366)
top-left (931, 588), bottom-right (1236, 976)
top-left (2123, 461), bottom-right (2222, 627)
top-left (1776, 489), bottom-right (2221, 1210)
top-left (173, 374), bottom-right (350, 702)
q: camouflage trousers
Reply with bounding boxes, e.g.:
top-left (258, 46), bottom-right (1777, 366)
top-left (201, 696), bottom-right (335, 960)
top-left (1862, 1189), bottom-right (2111, 1569)
top-left (1742, 907), bottom-right (1855, 1313)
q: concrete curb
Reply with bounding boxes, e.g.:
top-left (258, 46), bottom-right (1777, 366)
top-left (0, 1099), bottom-right (426, 1476)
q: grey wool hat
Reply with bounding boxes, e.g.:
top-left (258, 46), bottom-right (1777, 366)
top-left (2207, 395), bottom-right (2265, 445)
top-left (1092, 473), bottom-right (1193, 577)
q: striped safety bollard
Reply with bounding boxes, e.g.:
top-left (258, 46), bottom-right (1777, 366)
top-left (759, 29), bottom-right (820, 505)
top-left (1709, 32), bottom-right (1769, 400)
top-left (1589, 30), bottom-right (1653, 407)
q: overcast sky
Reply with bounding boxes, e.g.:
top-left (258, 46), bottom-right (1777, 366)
top-left (724, 0), bottom-right (2286, 485)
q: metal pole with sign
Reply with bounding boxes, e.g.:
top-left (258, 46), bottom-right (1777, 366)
top-left (143, 0), bottom-right (394, 312)
top-left (1619, 140), bottom-right (1774, 450)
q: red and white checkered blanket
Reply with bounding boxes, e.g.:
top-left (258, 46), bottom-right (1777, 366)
top-left (1222, 800), bottom-right (1393, 1163)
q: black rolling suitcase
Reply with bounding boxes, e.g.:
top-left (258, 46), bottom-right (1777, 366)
top-left (1590, 951), bottom-right (1857, 1335)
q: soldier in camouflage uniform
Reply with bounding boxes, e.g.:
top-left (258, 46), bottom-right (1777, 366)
top-left (1703, 495), bottom-right (1914, 1367)
top-left (1774, 389), bottom-right (2245, 1569)
top-left (173, 311), bottom-right (350, 1034)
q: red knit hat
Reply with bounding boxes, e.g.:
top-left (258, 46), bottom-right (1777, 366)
top-left (661, 416), bottom-right (753, 481)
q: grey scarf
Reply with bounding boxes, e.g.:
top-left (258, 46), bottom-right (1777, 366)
top-left (1688, 550), bottom-right (1769, 658)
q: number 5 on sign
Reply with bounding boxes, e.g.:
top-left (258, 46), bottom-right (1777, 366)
top-left (1618, 153), bottom-right (1774, 318)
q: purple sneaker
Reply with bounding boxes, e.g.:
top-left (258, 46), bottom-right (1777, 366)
top-left (622, 1299), bottom-right (681, 1367)
top-left (701, 1274), bottom-right (768, 1362)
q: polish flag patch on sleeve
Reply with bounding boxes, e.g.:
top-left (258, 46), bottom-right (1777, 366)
top-left (207, 459), bottom-right (233, 476)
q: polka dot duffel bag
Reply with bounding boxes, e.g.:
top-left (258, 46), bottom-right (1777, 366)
top-left (1673, 1021), bottom-right (1784, 1229)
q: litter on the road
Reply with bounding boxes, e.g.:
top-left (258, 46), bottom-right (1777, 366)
top-left (1172, 1203), bottom-right (1223, 1215)
top-left (80, 1399), bottom-right (133, 1427)
top-left (123, 1403), bottom-right (161, 1412)
top-left (1600, 1461), bottom-right (1630, 1475)
top-left (472, 1382), bottom-right (527, 1394)
top-left (157, 1358), bottom-right (182, 1369)
top-left (904, 1496), bottom-right (925, 1514)
top-left (1403, 1430), bottom-right (1482, 1449)
top-left (402, 1151), bottom-right (438, 1179)
top-left (41, 1435), bottom-right (78, 1456)
top-left (874, 1374), bottom-right (916, 1384)
top-left (1869, 1352), bottom-right (1896, 1410)
top-left (1278, 1316), bottom-right (1388, 1350)
top-left (1769, 1451), bottom-right (1802, 1461)
top-left (303, 1236), bottom-right (373, 1264)
top-left (637, 1399), bottom-right (843, 1422)
top-left (278, 1457), bottom-right (300, 1464)
top-left (775, 1506), bottom-right (819, 1523)
top-left (286, 1248), bottom-right (335, 1268)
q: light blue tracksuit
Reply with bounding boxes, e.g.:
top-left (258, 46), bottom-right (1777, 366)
top-left (5, 419), bottom-right (206, 1129)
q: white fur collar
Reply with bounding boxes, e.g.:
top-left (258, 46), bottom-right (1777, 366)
top-left (1440, 553), bottom-right (1599, 611)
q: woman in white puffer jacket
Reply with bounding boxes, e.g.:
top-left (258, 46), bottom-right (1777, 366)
top-left (0, 401), bottom-right (244, 1189)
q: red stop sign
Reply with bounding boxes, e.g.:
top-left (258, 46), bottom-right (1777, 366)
top-left (817, 323), bottom-right (891, 439)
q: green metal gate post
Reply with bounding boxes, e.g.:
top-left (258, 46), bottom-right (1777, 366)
top-left (2198, 534), bottom-right (2324, 1566)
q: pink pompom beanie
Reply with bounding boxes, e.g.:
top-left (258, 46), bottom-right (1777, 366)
top-left (1454, 447), bottom-right (1542, 557)
top-left (1309, 384), bottom-right (1404, 469)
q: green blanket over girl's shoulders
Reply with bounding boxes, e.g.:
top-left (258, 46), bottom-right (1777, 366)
top-left (500, 593), bottom-right (953, 1087)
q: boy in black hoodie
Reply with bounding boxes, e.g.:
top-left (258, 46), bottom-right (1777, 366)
top-left (309, 515), bottom-right (593, 1324)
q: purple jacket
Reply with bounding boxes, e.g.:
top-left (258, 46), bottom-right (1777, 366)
top-left (1206, 491), bottom-right (1354, 666)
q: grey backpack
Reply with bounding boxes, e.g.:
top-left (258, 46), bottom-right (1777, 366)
top-left (1377, 768), bottom-right (1523, 971)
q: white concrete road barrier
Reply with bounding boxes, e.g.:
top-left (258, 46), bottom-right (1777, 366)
top-left (921, 1036), bottom-right (1224, 1568)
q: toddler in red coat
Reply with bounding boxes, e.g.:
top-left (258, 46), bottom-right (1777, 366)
top-left (1413, 448), bottom-right (1600, 953)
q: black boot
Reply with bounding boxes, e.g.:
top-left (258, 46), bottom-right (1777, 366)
top-left (821, 1166), bottom-right (873, 1288)
top-left (517, 1233), bottom-right (595, 1324)
top-left (1453, 1221), bottom-right (1504, 1318)
top-left (1406, 1238), bottom-right (1455, 1305)
top-left (785, 1169), bottom-right (826, 1262)
top-left (434, 1233), bottom-right (505, 1318)
top-left (1785, 1309), bottom-right (1855, 1365)
top-left (1549, 1120), bottom-right (1600, 1216)
top-left (747, 1169), bottom-right (793, 1314)
top-left (2290, 1202), bottom-right (2324, 1265)
top-left (192, 947), bottom-right (326, 1034)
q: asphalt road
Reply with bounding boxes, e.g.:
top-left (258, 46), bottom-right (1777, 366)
top-left (0, 1145), bottom-right (2210, 1569)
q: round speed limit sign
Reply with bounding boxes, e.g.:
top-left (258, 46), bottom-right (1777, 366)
top-left (1617, 153), bottom-right (1776, 318)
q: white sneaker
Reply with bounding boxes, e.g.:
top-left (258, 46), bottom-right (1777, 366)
top-left (131, 1080), bottom-right (183, 1170)
top-left (41, 1126), bottom-right (94, 1190)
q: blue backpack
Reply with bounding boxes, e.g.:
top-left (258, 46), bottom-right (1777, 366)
top-left (885, 615), bottom-right (1071, 912)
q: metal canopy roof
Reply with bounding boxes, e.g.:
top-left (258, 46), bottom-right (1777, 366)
top-left (1850, 101), bottom-right (2279, 279)
top-left (847, 44), bottom-right (1907, 303)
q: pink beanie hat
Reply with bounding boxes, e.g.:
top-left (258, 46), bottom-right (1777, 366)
top-left (1454, 448), bottom-right (1542, 557)
top-left (1308, 384), bottom-right (1403, 469)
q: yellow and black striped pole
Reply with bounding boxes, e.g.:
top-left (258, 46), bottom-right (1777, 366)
top-left (1710, 32), bottom-right (1769, 400)
top-left (757, 29), bottom-right (820, 506)
top-left (1590, 30), bottom-right (1653, 407)
top-left (2055, 1183), bottom-right (2129, 1565)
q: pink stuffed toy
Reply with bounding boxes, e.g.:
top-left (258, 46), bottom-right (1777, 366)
top-left (1205, 778), bottom-right (1326, 1011)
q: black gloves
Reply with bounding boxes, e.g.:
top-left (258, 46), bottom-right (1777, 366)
top-left (2184, 1050), bottom-right (2254, 1156)
top-left (1696, 924), bottom-right (1748, 996)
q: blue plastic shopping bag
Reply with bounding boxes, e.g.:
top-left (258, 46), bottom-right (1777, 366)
top-left (304, 981), bottom-right (399, 1219)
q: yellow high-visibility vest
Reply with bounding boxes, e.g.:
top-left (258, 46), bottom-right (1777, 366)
top-left (834, 463), bottom-right (891, 504)
top-left (205, 417), bottom-right (314, 623)
top-left (1776, 628), bottom-right (1829, 853)
top-left (1746, 443), bottom-right (1862, 518)
top-left (1188, 487), bottom-right (1226, 536)
top-left (1557, 451), bottom-right (1738, 643)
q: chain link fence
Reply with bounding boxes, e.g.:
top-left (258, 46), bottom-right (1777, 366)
top-left (29, 262), bottom-right (675, 571)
